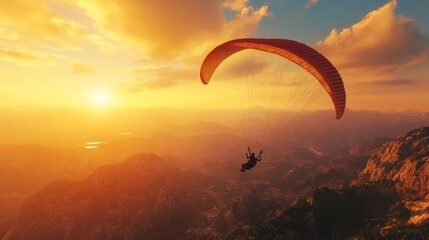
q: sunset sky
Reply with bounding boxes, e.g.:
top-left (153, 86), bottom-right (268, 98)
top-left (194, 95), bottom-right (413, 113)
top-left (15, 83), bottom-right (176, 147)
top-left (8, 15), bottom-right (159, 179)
top-left (1, 0), bottom-right (428, 111)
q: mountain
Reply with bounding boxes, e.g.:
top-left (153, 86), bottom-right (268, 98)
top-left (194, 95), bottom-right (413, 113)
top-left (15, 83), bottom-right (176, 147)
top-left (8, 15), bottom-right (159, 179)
top-left (239, 182), bottom-right (403, 240)
top-left (354, 127), bottom-right (429, 199)
top-left (3, 154), bottom-right (203, 240)
top-left (240, 127), bottom-right (429, 239)
top-left (282, 110), bottom-right (429, 155)
top-left (0, 144), bottom-right (81, 193)
top-left (0, 144), bottom-right (86, 238)
top-left (1, 107), bottom-right (428, 150)
top-left (163, 121), bottom-right (234, 138)
top-left (354, 127), bottom-right (429, 225)
top-left (2, 152), bottom-right (285, 240)
top-left (3, 126), bottom-right (429, 239)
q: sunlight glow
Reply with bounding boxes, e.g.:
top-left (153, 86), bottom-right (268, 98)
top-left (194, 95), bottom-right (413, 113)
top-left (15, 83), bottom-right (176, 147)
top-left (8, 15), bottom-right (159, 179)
top-left (92, 92), bottom-right (109, 107)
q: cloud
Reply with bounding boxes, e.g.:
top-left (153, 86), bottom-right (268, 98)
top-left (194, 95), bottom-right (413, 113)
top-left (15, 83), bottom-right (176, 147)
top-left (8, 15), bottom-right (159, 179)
top-left (89, 0), bottom-right (271, 92)
top-left (0, 0), bottom-right (87, 65)
top-left (120, 66), bottom-right (196, 92)
top-left (86, 34), bottom-right (118, 53)
top-left (0, 49), bottom-right (37, 62)
top-left (0, 48), bottom-right (54, 64)
top-left (223, 4), bottom-right (270, 40)
top-left (0, 27), bottom-right (19, 41)
top-left (77, 0), bottom-right (222, 59)
top-left (316, 0), bottom-right (429, 70)
top-left (77, 0), bottom-right (269, 59)
top-left (134, 79), bottom-right (177, 90)
top-left (223, 0), bottom-right (249, 11)
top-left (305, 0), bottom-right (319, 8)
top-left (119, 80), bottom-right (175, 93)
top-left (0, 0), bottom-right (86, 48)
top-left (118, 84), bottom-right (145, 93)
top-left (132, 66), bottom-right (195, 80)
top-left (72, 61), bottom-right (94, 74)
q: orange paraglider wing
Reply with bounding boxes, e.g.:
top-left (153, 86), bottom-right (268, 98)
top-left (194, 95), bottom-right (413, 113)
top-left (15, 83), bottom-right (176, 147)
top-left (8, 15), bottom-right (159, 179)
top-left (200, 38), bottom-right (346, 119)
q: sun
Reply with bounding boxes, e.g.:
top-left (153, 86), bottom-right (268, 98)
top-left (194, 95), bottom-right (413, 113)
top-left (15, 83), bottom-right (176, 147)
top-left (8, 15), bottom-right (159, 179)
top-left (92, 92), bottom-right (109, 107)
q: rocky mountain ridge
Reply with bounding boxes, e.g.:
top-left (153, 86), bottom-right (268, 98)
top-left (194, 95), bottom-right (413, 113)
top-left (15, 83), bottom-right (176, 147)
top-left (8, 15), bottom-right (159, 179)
top-left (245, 127), bottom-right (429, 239)
top-left (355, 127), bottom-right (429, 199)
top-left (355, 127), bottom-right (429, 226)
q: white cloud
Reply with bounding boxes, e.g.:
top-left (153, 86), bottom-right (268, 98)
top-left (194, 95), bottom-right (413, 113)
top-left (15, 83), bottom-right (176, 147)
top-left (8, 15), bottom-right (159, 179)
top-left (316, 0), bottom-right (429, 70)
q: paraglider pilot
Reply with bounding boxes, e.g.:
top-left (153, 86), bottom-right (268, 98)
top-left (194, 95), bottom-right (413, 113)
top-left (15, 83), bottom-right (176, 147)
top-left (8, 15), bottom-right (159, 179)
top-left (240, 147), bottom-right (262, 172)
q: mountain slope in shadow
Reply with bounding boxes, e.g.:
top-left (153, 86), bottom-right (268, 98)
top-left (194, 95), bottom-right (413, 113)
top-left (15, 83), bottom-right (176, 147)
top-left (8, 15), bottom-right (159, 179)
top-left (3, 153), bottom-right (203, 240)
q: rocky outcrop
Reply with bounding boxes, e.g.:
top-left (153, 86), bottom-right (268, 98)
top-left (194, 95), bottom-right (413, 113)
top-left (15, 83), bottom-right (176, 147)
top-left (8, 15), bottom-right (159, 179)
top-left (354, 127), bottom-right (429, 225)
top-left (242, 127), bottom-right (429, 239)
top-left (355, 127), bottom-right (429, 199)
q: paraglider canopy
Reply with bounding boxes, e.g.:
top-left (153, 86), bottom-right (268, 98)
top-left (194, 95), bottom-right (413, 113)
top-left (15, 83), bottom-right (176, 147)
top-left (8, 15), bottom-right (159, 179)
top-left (200, 38), bottom-right (346, 119)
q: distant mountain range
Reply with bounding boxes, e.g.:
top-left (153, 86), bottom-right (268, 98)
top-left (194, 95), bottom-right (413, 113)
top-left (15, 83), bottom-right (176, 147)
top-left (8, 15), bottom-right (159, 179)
top-left (0, 107), bottom-right (428, 148)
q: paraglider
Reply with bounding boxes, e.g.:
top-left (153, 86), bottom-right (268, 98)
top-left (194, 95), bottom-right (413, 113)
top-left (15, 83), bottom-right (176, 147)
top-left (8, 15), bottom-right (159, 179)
top-left (241, 147), bottom-right (262, 172)
top-left (200, 38), bottom-right (346, 119)
top-left (200, 38), bottom-right (346, 172)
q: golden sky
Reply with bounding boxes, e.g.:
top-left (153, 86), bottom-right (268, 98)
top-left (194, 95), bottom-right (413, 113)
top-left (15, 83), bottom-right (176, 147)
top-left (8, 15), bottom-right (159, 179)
top-left (0, 0), bottom-right (428, 111)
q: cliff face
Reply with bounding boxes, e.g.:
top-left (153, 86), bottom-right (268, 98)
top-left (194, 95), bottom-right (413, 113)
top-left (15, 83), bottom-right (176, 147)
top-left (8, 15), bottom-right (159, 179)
top-left (355, 127), bottom-right (429, 200)
top-left (353, 127), bottom-right (429, 226)
top-left (3, 153), bottom-right (199, 240)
